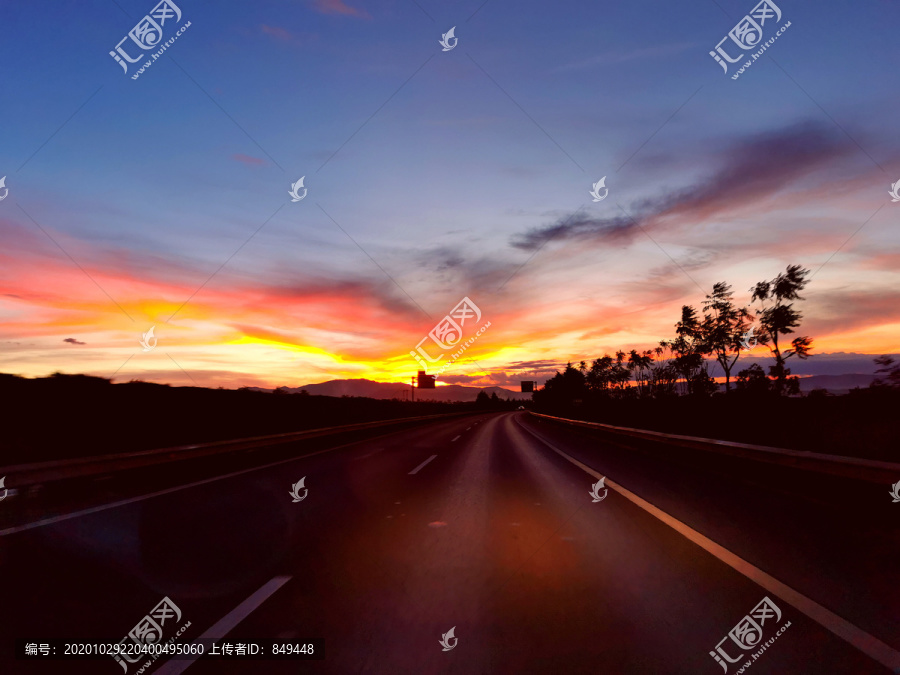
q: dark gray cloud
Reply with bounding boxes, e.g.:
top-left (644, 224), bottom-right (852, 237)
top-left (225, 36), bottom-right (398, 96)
top-left (511, 213), bottom-right (639, 251)
top-left (510, 120), bottom-right (860, 253)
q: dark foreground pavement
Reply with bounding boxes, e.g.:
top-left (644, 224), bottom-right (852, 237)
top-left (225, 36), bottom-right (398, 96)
top-left (1, 411), bottom-right (897, 674)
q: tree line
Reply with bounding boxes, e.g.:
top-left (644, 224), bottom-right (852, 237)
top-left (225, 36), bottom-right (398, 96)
top-left (539, 264), bottom-right (816, 401)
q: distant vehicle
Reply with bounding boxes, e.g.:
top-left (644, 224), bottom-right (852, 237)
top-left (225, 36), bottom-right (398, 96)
top-left (518, 406), bottom-right (525, 410)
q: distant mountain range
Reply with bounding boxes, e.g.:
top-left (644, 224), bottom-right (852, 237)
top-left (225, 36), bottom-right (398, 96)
top-left (249, 379), bottom-right (531, 402)
top-left (249, 373), bottom-right (879, 401)
top-left (795, 373), bottom-right (875, 394)
top-left (712, 353), bottom-right (894, 378)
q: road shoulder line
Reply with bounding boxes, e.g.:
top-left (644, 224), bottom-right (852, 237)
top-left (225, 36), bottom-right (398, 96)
top-left (518, 421), bottom-right (900, 672)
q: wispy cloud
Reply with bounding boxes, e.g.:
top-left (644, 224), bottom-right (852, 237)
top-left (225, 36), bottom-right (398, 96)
top-left (312, 0), bottom-right (368, 18)
top-left (511, 120), bottom-right (861, 252)
top-left (808, 288), bottom-right (900, 337)
top-left (63, 337), bottom-right (86, 345)
top-left (511, 213), bottom-right (639, 251)
top-left (232, 153), bottom-right (266, 166)
top-left (261, 24), bottom-right (293, 41)
top-left (554, 42), bottom-right (697, 72)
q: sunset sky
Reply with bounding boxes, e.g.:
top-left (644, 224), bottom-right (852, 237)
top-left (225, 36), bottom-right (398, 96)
top-left (2, 0), bottom-right (899, 390)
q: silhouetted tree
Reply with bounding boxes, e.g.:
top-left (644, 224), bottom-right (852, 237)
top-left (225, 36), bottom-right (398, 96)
top-left (586, 355), bottom-right (613, 393)
top-left (664, 305), bottom-right (713, 395)
top-left (586, 354), bottom-right (629, 396)
top-left (648, 343), bottom-right (678, 398)
top-left (627, 349), bottom-right (654, 398)
top-left (541, 362), bottom-right (589, 404)
top-left (735, 363), bottom-right (771, 394)
top-left (701, 281), bottom-right (753, 392)
top-left (475, 390), bottom-right (491, 407)
top-left (873, 355), bottom-right (900, 388)
top-left (612, 351), bottom-right (633, 395)
top-left (687, 371), bottom-right (719, 397)
top-left (750, 264), bottom-right (813, 395)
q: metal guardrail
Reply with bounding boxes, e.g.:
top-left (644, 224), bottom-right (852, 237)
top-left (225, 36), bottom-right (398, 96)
top-left (0, 412), bottom-right (471, 489)
top-left (529, 412), bottom-right (900, 484)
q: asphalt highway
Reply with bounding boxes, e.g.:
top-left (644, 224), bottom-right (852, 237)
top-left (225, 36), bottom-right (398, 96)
top-left (1, 411), bottom-right (897, 674)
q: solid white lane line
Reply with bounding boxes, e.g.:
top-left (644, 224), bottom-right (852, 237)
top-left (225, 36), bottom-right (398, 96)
top-left (155, 576), bottom-right (292, 675)
top-left (519, 423), bottom-right (900, 672)
top-left (452, 435), bottom-right (461, 442)
top-left (1, 432), bottom-right (400, 537)
top-left (409, 455), bottom-right (438, 475)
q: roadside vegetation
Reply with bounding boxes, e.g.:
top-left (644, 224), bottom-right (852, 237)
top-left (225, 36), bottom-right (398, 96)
top-left (0, 374), bottom-right (471, 465)
top-left (532, 265), bottom-right (899, 460)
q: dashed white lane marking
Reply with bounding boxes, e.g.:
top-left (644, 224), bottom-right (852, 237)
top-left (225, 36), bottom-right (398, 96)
top-left (409, 454), bottom-right (438, 475)
top-left (519, 422), bottom-right (900, 672)
top-left (452, 435), bottom-right (461, 442)
top-left (466, 427), bottom-right (471, 431)
top-left (156, 576), bottom-right (292, 675)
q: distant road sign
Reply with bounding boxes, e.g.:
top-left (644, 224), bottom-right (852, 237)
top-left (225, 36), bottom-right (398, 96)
top-left (418, 371), bottom-right (436, 389)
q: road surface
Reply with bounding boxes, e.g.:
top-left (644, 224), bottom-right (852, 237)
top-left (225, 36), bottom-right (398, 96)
top-left (1, 411), bottom-right (897, 674)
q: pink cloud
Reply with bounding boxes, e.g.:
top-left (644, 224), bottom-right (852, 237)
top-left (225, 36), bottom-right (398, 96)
top-left (862, 252), bottom-right (900, 271)
top-left (232, 153), bottom-right (266, 166)
top-left (261, 24), bottom-right (292, 41)
top-left (313, 0), bottom-right (368, 18)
